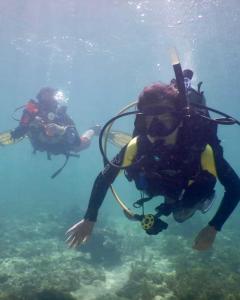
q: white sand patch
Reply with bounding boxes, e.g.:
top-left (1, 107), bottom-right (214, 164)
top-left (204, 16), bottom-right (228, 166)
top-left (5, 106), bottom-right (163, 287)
top-left (71, 263), bottom-right (131, 300)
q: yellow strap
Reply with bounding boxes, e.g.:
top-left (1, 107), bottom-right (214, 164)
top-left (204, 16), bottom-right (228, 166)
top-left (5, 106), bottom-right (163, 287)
top-left (122, 139), bottom-right (217, 180)
top-left (122, 136), bottom-right (138, 167)
top-left (107, 136), bottom-right (138, 218)
top-left (201, 144), bottom-right (217, 177)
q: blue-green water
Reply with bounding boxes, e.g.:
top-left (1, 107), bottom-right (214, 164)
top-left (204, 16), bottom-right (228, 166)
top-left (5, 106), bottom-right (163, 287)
top-left (1, 1), bottom-right (240, 299)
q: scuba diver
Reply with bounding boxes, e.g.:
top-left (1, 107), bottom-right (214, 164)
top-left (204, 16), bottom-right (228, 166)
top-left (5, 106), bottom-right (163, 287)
top-left (0, 87), bottom-right (101, 177)
top-left (66, 79), bottom-right (240, 251)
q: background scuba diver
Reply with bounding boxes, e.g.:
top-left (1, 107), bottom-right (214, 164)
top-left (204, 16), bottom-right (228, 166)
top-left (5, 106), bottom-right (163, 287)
top-left (66, 82), bottom-right (240, 251)
top-left (6, 87), bottom-right (101, 176)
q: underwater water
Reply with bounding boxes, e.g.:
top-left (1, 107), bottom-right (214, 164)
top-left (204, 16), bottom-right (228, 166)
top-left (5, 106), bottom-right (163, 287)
top-left (0, 0), bottom-right (240, 299)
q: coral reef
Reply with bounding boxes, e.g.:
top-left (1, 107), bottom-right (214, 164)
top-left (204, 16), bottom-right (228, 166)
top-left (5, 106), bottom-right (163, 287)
top-left (0, 211), bottom-right (240, 300)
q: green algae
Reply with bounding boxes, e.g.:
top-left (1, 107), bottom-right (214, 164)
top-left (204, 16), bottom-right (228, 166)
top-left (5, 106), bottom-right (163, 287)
top-left (1, 212), bottom-right (240, 300)
top-left (0, 289), bottom-right (76, 300)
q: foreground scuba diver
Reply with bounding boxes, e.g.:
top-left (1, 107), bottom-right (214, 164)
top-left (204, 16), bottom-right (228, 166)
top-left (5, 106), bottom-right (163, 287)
top-left (66, 83), bottom-right (240, 251)
top-left (1, 87), bottom-right (101, 177)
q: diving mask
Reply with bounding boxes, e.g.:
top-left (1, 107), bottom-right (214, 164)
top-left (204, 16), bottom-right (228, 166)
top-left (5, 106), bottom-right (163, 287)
top-left (142, 106), bottom-right (181, 137)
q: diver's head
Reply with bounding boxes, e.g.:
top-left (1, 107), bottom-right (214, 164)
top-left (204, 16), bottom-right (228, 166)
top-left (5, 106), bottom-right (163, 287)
top-left (170, 69), bottom-right (193, 89)
top-left (183, 69), bottom-right (193, 89)
top-left (36, 87), bottom-right (69, 112)
top-left (36, 87), bottom-right (58, 111)
top-left (183, 69), bottom-right (193, 80)
top-left (137, 83), bottom-right (182, 138)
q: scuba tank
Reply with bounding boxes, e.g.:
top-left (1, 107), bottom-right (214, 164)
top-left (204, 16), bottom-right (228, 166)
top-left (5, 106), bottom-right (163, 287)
top-left (182, 69), bottom-right (209, 116)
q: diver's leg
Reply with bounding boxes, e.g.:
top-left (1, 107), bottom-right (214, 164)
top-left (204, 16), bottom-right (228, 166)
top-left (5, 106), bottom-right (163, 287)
top-left (172, 169), bottom-right (216, 220)
top-left (172, 206), bottom-right (197, 223)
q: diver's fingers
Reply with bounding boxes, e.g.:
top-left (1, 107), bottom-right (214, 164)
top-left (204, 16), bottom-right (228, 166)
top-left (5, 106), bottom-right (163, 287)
top-left (69, 235), bottom-right (84, 248)
top-left (72, 239), bottom-right (83, 249)
top-left (68, 235), bottom-right (79, 248)
top-left (82, 235), bottom-right (90, 244)
top-left (67, 231), bottom-right (86, 248)
top-left (66, 232), bottom-right (81, 245)
top-left (65, 234), bottom-right (74, 243)
top-left (65, 226), bottom-right (77, 237)
top-left (68, 238), bottom-right (76, 248)
top-left (65, 221), bottom-right (82, 235)
top-left (65, 229), bottom-right (74, 237)
top-left (65, 227), bottom-right (83, 242)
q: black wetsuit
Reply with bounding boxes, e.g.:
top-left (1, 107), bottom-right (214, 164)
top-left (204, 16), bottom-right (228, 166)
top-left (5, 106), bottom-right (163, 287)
top-left (11, 101), bottom-right (81, 155)
top-left (84, 131), bottom-right (240, 232)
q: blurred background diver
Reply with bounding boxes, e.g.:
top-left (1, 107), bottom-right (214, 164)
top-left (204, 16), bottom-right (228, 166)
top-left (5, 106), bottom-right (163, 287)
top-left (0, 87), bottom-right (101, 177)
top-left (66, 82), bottom-right (240, 251)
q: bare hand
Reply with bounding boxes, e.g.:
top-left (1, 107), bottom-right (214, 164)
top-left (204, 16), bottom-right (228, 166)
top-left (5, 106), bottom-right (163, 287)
top-left (65, 219), bottom-right (95, 248)
top-left (45, 123), bottom-right (65, 136)
top-left (193, 225), bottom-right (217, 251)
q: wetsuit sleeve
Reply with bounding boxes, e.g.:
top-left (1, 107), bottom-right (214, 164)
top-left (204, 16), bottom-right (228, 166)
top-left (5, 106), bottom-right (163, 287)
top-left (84, 147), bottom-right (126, 222)
top-left (11, 109), bottom-right (33, 139)
top-left (208, 147), bottom-right (240, 231)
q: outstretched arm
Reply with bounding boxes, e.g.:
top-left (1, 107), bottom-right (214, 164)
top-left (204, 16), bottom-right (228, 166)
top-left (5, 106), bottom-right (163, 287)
top-left (193, 146), bottom-right (240, 250)
top-left (66, 147), bottom-right (126, 248)
top-left (72, 125), bottom-right (101, 152)
top-left (11, 101), bottom-right (38, 139)
top-left (208, 150), bottom-right (240, 230)
top-left (11, 109), bottom-right (32, 139)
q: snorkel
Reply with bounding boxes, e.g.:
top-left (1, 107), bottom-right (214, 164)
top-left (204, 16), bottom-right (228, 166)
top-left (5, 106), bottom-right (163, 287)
top-left (170, 48), bottom-right (240, 125)
top-left (170, 48), bottom-right (188, 109)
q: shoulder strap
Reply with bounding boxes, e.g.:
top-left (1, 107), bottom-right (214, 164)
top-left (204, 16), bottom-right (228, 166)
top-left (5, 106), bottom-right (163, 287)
top-left (201, 144), bottom-right (217, 177)
top-left (122, 136), bottom-right (138, 167)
